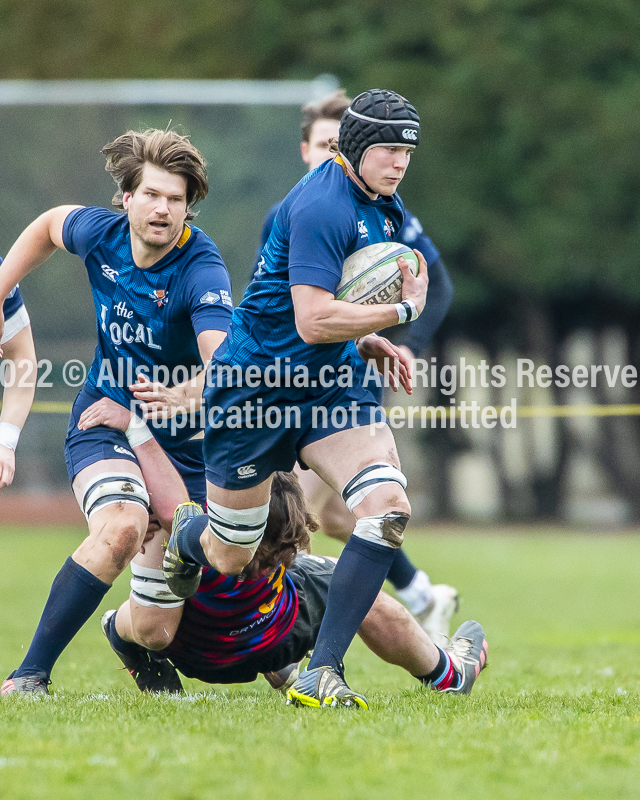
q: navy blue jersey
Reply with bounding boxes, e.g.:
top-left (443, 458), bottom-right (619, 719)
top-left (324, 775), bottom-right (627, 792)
top-left (216, 158), bottom-right (405, 376)
top-left (62, 207), bottom-right (233, 447)
top-left (254, 201), bottom-right (452, 358)
top-left (1, 259), bottom-right (29, 344)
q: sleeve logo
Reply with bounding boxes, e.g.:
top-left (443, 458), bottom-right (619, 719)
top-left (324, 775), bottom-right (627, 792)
top-left (200, 291), bottom-right (220, 304)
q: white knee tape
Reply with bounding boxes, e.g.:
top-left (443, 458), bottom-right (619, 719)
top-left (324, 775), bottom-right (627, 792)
top-left (342, 463), bottom-right (407, 513)
top-left (351, 512), bottom-right (410, 549)
top-left (207, 499), bottom-right (270, 549)
top-left (82, 472), bottom-right (150, 520)
top-left (130, 562), bottom-right (184, 608)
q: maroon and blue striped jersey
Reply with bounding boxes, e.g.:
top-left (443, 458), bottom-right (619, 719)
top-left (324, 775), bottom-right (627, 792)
top-left (160, 562), bottom-right (298, 668)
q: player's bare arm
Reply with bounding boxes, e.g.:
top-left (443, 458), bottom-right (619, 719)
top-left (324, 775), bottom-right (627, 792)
top-left (78, 396), bottom-right (189, 533)
top-left (130, 329), bottom-right (226, 419)
top-left (291, 251), bottom-right (428, 345)
top-left (0, 325), bottom-right (37, 488)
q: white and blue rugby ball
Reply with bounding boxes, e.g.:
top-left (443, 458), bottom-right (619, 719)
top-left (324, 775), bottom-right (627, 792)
top-left (336, 242), bottom-right (419, 305)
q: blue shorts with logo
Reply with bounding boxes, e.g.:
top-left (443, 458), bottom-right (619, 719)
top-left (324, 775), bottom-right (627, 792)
top-left (203, 360), bottom-right (385, 490)
top-left (65, 386), bottom-right (206, 506)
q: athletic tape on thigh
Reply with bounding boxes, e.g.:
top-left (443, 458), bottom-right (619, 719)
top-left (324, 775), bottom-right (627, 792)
top-left (341, 462), bottom-right (407, 512)
top-left (130, 562), bottom-right (184, 608)
top-left (82, 472), bottom-right (150, 520)
top-left (351, 512), bottom-right (410, 549)
top-left (207, 499), bottom-right (270, 549)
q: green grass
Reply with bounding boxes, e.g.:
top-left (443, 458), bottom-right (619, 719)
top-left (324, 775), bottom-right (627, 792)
top-left (1, 526), bottom-right (639, 799)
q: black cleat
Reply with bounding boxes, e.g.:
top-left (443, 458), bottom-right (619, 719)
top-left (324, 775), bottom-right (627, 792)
top-left (163, 501), bottom-right (204, 599)
top-left (101, 610), bottom-right (183, 694)
top-left (1, 670), bottom-right (51, 696)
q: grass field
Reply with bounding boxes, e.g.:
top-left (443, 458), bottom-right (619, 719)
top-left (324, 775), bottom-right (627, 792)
top-left (1, 525), bottom-right (639, 800)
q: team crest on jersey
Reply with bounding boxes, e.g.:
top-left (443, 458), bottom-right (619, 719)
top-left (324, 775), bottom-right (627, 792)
top-left (150, 289), bottom-right (169, 307)
top-left (383, 217), bottom-right (396, 238)
top-left (200, 291), bottom-right (220, 305)
top-left (357, 220), bottom-right (368, 238)
top-left (101, 264), bottom-right (118, 282)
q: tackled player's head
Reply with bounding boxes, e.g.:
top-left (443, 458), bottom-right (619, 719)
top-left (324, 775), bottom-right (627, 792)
top-left (102, 128), bottom-right (208, 221)
top-left (244, 471), bottom-right (318, 580)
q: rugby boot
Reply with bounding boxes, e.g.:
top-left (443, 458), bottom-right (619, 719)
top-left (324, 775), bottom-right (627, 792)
top-left (264, 661), bottom-right (303, 694)
top-left (1, 670), bottom-right (51, 696)
top-left (443, 620), bottom-right (488, 695)
top-left (286, 666), bottom-right (368, 709)
top-left (101, 610), bottom-right (183, 694)
top-left (163, 501), bottom-right (204, 599)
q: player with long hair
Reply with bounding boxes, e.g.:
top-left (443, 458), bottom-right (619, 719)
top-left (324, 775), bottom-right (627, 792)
top-left (0, 128), bottom-right (233, 695)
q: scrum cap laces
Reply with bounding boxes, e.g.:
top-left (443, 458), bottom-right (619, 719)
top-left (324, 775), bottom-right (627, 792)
top-left (338, 89), bottom-right (420, 184)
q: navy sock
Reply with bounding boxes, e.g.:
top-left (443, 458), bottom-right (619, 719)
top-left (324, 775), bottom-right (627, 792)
top-left (105, 611), bottom-right (147, 661)
top-left (15, 557), bottom-right (111, 678)
top-left (386, 548), bottom-right (418, 591)
top-left (308, 536), bottom-right (396, 673)
top-left (175, 514), bottom-right (209, 566)
top-left (416, 646), bottom-right (461, 690)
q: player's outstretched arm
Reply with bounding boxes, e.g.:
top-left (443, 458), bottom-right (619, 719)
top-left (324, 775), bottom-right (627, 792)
top-left (291, 252), bottom-right (428, 345)
top-left (0, 325), bottom-right (37, 489)
top-left (78, 397), bottom-right (189, 532)
top-left (0, 206), bottom-right (82, 340)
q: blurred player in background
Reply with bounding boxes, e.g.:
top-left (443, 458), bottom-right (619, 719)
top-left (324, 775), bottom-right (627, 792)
top-left (164, 88), bottom-right (487, 709)
top-left (0, 273), bottom-right (37, 488)
top-left (255, 90), bottom-right (458, 645)
top-left (0, 129), bottom-right (233, 695)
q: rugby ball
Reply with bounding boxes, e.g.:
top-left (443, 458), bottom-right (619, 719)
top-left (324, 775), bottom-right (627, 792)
top-left (336, 242), bottom-right (419, 305)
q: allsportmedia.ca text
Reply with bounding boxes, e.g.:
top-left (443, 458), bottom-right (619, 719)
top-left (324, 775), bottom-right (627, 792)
top-left (1, 355), bottom-right (636, 392)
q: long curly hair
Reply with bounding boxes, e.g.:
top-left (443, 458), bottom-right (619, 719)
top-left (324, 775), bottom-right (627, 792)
top-left (102, 128), bottom-right (208, 220)
top-left (243, 471), bottom-right (318, 580)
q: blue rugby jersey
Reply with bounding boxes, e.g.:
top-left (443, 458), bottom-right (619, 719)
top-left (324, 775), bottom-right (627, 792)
top-left (62, 207), bottom-right (233, 448)
top-left (160, 562), bottom-right (298, 668)
top-left (215, 157), bottom-right (405, 376)
top-left (256, 205), bottom-right (440, 270)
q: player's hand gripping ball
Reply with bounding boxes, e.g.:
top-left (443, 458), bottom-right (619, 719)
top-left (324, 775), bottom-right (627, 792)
top-left (336, 242), bottom-right (419, 305)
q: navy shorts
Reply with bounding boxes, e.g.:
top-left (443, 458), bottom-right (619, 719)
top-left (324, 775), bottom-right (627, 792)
top-left (64, 386), bottom-right (206, 506)
top-left (203, 361), bottom-right (385, 490)
top-left (165, 554), bottom-right (336, 684)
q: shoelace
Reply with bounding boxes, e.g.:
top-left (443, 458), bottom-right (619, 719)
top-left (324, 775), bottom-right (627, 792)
top-left (445, 635), bottom-right (480, 666)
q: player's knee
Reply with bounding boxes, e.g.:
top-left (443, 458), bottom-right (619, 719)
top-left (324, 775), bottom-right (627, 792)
top-left (82, 472), bottom-right (149, 522)
top-left (351, 510), bottom-right (411, 549)
top-left (201, 533), bottom-right (254, 575)
top-left (130, 562), bottom-right (184, 635)
top-left (203, 498), bottom-right (271, 574)
top-left (341, 462), bottom-right (409, 516)
top-left (107, 510), bottom-right (149, 569)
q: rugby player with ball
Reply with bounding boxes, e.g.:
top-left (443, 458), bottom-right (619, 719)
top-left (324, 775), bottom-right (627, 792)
top-left (164, 89), bottom-right (488, 709)
top-left (256, 90), bottom-right (459, 648)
